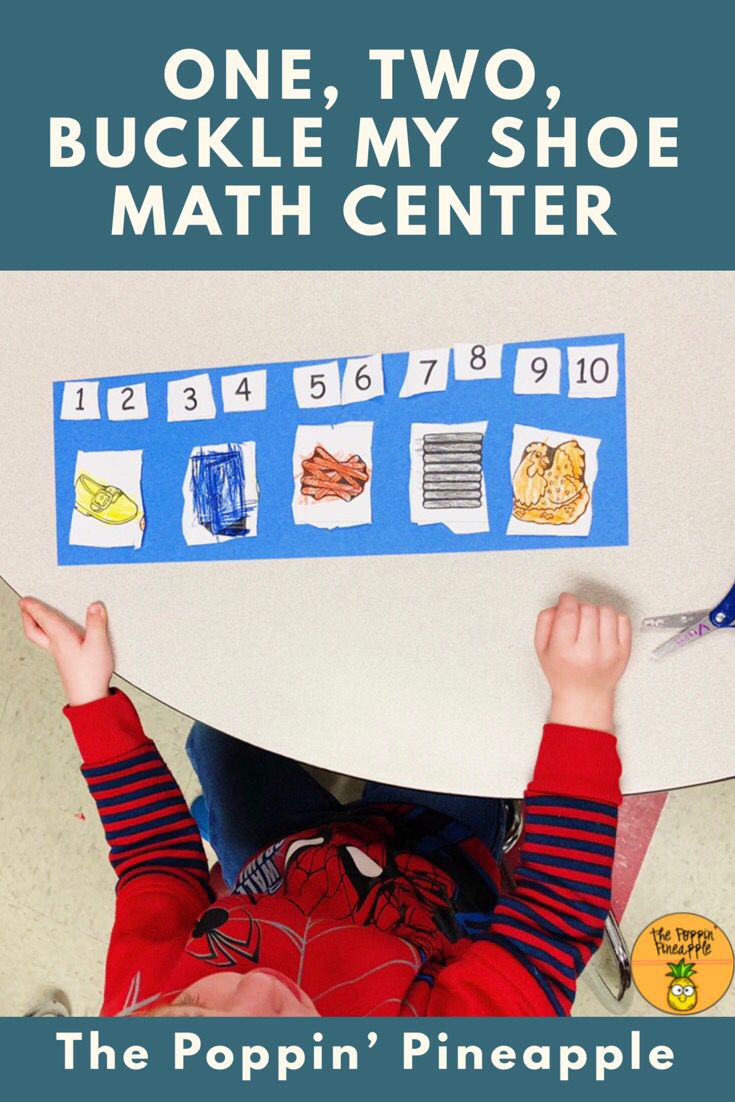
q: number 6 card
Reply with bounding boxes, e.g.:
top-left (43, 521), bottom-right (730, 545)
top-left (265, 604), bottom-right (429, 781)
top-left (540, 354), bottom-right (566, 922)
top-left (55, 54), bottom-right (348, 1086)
top-left (341, 354), bottom-right (384, 405)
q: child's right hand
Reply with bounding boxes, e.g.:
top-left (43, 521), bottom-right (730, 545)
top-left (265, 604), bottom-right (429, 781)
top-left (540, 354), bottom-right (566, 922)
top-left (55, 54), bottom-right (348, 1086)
top-left (19, 597), bottom-right (114, 707)
top-left (534, 592), bottom-right (632, 732)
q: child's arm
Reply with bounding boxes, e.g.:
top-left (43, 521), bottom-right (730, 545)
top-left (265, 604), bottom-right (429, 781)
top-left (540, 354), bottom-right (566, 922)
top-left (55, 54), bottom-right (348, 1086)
top-left (20, 598), bottom-right (212, 1012)
top-left (429, 593), bottom-right (631, 1017)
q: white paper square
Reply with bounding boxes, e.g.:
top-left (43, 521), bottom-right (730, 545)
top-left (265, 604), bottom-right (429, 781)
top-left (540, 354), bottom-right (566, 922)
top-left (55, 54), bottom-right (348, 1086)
top-left (182, 442), bottom-right (258, 545)
top-left (69, 449), bottom-right (144, 549)
top-left (107, 383), bottom-right (149, 421)
top-left (409, 422), bottom-right (489, 535)
top-left (167, 373), bottom-right (217, 421)
top-left (60, 380), bottom-right (100, 420)
top-left (221, 369), bottom-right (267, 413)
top-left (513, 347), bottom-right (562, 395)
top-left (341, 354), bottom-right (385, 405)
top-left (399, 348), bottom-right (450, 397)
top-left (567, 343), bottom-right (619, 398)
top-left (292, 422), bottom-right (373, 529)
top-left (453, 342), bottom-right (503, 381)
top-left (505, 423), bottom-right (600, 537)
top-left (293, 361), bottom-right (341, 408)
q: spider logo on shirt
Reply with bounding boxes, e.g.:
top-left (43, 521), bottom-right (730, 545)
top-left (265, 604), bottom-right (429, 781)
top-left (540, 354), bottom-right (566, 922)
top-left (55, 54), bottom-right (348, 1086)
top-left (187, 905), bottom-right (261, 968)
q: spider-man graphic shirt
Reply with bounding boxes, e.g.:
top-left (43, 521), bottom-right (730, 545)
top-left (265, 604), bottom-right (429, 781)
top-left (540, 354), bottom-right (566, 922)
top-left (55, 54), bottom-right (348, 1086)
top-left (66, 690), bottom-right (622, 1016)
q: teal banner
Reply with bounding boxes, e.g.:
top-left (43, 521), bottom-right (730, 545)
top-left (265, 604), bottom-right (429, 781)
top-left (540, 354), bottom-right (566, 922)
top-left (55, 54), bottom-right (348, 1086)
top-left (1, 0), bottom-right (732, 269)
top-left (1, 1017), bottom-right (729, 1098)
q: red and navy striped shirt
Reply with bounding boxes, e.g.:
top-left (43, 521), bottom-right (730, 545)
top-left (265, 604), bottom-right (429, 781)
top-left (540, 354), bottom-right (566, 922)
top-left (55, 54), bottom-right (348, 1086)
top-left (65, 690), bottom-right (621, 1016)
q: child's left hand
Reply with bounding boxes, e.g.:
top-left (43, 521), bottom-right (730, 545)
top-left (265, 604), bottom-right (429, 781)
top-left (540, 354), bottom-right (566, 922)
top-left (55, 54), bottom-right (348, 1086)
top-left (19, 597), bottom-right (114, 706)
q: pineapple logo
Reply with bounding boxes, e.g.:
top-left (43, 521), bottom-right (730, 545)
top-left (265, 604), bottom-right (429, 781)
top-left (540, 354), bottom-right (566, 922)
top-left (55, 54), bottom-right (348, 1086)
top-left (631, 912), bottom-right (734, 1014)
top-left (666, 959), bottom-right (697, 1012)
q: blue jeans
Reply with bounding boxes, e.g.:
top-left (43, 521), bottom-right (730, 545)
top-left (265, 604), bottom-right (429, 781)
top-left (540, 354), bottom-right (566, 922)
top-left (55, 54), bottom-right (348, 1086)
top-left (186, 722), bottom-right (506, 888)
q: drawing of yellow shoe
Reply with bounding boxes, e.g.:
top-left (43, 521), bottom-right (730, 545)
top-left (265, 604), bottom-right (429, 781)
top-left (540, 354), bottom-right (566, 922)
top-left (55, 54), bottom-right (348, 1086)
top-left (74, 473), bottom-right (139, 525)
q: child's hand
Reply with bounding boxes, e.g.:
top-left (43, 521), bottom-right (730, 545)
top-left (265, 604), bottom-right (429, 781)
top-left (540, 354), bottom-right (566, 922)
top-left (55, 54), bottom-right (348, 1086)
top-left (534, 592), bottom-right (632, 732)
top-left (19, 597), bottom-right (114, 707)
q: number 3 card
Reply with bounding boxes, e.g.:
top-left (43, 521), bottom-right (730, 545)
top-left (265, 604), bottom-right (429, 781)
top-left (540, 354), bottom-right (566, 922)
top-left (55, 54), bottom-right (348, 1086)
top-left (168, 373), bottom-right (217, 421)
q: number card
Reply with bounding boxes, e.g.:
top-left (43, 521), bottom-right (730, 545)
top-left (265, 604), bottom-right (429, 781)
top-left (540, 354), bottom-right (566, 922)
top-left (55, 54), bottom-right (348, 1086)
top-left (167, 373), bottom-right (216, 421)
top-left (341, 354), bottom-right (384, 405)
top-left (60, 380), bottom-right (100, 420)
top-left (107, 382), bottom-right (149, 421)
top-left (293, 361), bottom-right (341, 408)
top-left (221, 369), bottom-right (267, 412)
top-left (399, 348), bottom-right (450, 398)
top-left (453, 343), bottom-right (503, 381)
top-left (567, 344), bottom-right (619, 398)
top-left (513, 347), bottom-right (561, 395)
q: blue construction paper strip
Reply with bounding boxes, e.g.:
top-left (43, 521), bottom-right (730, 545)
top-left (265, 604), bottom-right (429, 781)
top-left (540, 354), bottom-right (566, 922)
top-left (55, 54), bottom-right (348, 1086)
top-left (53, 333), bottom-right (628, 566)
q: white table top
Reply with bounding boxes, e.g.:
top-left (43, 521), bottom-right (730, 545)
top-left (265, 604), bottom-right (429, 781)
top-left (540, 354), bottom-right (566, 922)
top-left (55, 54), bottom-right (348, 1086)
top-left (1, 270), bottom-right (733, 797)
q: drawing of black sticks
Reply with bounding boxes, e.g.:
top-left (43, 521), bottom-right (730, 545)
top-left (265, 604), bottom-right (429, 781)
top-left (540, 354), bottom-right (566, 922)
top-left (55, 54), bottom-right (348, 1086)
top-left (422, 432), bottom-right (484, 509)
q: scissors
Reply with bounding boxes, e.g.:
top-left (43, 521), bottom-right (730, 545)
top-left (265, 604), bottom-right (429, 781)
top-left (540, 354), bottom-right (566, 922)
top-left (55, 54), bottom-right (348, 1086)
top-left (642, 579), bottom-right (735, 659)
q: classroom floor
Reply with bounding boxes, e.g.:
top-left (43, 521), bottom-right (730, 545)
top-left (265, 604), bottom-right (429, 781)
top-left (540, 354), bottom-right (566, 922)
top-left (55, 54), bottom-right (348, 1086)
top-left (0, 575), bottom-right (732, 1017)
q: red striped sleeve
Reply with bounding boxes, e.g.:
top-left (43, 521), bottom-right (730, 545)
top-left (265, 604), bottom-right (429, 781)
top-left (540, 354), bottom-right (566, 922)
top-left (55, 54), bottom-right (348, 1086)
top-left (64, 689), bottom-right (212, 901)
top-left (430, 723), bottom-right (620, 1017)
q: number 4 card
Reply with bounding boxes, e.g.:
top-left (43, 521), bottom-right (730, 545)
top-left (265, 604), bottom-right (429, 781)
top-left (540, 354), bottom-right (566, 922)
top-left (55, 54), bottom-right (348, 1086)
top-left (221, 369), bottom-right (267, 412)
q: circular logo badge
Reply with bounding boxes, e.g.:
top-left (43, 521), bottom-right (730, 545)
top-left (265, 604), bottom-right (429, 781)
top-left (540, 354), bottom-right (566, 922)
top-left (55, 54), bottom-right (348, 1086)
top-left (631, 912), bottom-right (733, 1014)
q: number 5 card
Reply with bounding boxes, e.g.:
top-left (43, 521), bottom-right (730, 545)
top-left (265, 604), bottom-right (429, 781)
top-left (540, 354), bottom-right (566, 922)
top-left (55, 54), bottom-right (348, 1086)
top-left (293, 361), bottom-right (341, 408)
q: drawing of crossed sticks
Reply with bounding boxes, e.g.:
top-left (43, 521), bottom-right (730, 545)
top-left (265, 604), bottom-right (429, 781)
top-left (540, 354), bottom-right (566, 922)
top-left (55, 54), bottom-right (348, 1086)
top-left (301, 446), bottom-right (370, 502)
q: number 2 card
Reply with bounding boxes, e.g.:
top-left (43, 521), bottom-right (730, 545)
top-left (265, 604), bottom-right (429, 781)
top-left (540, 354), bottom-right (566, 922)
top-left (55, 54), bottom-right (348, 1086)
top-left (107, 382), bottom-right (149, 421)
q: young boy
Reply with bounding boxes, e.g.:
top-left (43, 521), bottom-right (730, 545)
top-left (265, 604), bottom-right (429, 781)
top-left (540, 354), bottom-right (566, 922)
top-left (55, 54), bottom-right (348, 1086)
top-left (20, 592), bottom-right (630, 1017)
